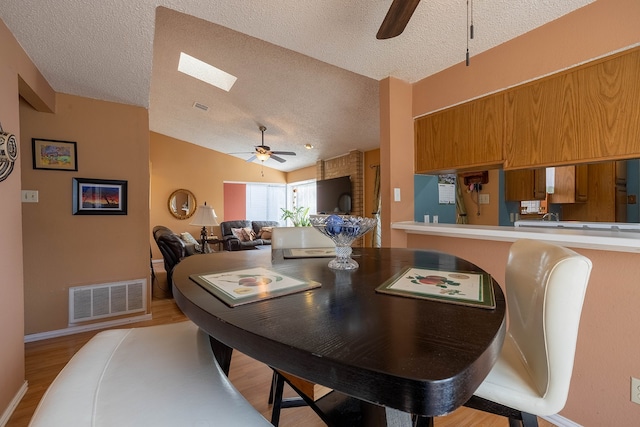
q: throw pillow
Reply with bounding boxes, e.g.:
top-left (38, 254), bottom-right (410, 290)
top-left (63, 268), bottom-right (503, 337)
top-left (180, 232), bottom-right (199, 245)
top-left (231, 227), bottom-right (248, 242)
top-left (242, 227), bottom-right (256, 241)
top-left (180, 232), bottom-right (202, 253)
top-left (258, 226), bottom-right (273, 240)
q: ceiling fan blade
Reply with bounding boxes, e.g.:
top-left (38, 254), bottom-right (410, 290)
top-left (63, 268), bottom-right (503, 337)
top-left (270, 155), bottom-right (287, 163)
top-left (246, 155), bottom-right (257, 163)
top-left (270, 151), bottom-right (296, 156)
top-left (376, 0), bottom-right (421, 40)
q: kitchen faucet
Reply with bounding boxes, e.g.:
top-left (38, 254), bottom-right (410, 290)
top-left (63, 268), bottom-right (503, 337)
top-left (542, 212), bottom-right (559, 221)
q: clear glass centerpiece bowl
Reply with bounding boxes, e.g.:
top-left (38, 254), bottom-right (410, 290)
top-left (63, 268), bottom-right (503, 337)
top-left (310, 215), bottom-right (376, 270)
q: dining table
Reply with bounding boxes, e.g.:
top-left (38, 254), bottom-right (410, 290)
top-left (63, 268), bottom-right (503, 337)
top-left (172, 247), bottom-right (506, 427)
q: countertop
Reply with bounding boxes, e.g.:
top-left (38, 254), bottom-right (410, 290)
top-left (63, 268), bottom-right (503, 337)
top-left (391, 221), bottom-right (640, 253)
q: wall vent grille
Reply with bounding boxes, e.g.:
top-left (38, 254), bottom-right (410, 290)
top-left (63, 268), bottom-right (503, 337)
top-left (69, 279), bottom-right (147, 324)
top-left (193, 102), bottom-right (209, 112)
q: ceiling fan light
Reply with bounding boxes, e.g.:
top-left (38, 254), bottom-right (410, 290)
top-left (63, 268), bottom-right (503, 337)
top-left (256, 152), bottom-right (270, 161)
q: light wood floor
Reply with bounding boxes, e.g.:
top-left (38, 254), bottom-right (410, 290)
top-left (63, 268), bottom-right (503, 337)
top-left (7, 272), bottom-right (554, 427)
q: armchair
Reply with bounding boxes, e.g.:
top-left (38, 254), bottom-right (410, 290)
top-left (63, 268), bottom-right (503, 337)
top-left (152, 226), bottom-right (188, 293)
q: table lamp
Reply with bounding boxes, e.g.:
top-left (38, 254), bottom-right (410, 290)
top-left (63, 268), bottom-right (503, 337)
top-left (189, 202), bottom-right (218, 251)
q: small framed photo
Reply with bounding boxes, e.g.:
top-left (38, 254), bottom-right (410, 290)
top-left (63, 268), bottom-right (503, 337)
top-left (32, 138), bottom-right (78, 171)
top-left (72, 178), bottom-right (128, 215)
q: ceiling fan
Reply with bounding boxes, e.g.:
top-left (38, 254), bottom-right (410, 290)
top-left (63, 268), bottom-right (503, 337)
top-left (246, 126), bottom-right (296, 164)
top-left (377, 0), bottom-right (421, 39)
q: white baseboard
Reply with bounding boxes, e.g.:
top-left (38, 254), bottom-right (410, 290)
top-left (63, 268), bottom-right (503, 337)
top-left (542, 414), bottom-right (583, 427)
top-left (0, 381), bottom-right (27, 427)
top-left (24, 313), bottom-right (152, 343)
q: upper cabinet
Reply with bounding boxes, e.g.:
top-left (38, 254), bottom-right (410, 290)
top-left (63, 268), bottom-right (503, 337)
top-left (504, 73), bottom-right (581, 168)
top-left (415, 94), bottom-right (504, 174)
top-left (414, 47), bottom-right (640, 175)
top-left (504, 48), bottom-right (640, 169)
top-left (578, 51), bottom-right (640, 161)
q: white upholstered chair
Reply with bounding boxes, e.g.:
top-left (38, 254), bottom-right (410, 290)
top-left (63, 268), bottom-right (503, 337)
top-left (269, 226), bottom-right (334, 425)
top-left (271, 226), bottom-right (333, 250)
top-left (465, 239), bottom-right (592, 427)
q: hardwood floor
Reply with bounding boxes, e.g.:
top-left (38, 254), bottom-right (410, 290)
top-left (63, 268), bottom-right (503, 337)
top-left (7, 272), bottom-right (554, 427)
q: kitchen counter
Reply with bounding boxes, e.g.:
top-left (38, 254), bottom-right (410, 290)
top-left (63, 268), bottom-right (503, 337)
top-left (391, 221), bottom-right (640, 253)
top-left (514, 220), bottom-right (640, 231)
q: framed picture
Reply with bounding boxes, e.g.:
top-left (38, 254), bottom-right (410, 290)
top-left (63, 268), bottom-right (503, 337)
top-left (32, 138), bottom-right (78, 171)
top-left (72, 178), bottom-right (127, 215)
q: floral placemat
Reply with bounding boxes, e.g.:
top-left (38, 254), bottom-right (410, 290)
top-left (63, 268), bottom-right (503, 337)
top-left (191, 267), bottom-right (320, 307)
top-left (376, 267), bottom-right (495, 309)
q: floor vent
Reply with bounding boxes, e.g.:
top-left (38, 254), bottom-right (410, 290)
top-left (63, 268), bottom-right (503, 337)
top-left (69, 279), bottom-right (147, 324)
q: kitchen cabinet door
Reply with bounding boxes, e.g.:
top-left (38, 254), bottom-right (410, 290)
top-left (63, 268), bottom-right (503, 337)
top-left (504, 72), bottom-right (580, 169)
top-left (415, 94), bottom-right (503, 173)
top-left (504, 169), bottom-right (546, 201)
top-left (548, 165), bottom-right (588, 204)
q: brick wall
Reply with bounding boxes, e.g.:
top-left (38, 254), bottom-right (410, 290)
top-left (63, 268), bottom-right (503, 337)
top-left (316, 150), bottom-right (365, 246)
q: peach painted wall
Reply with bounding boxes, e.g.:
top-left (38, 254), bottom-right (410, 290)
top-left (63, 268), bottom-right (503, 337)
top-left (406, 234), bottom-right (640, 426)
top-left (286, 165), bottom-right (315, 183)
top-left (0, 18), bottom-right (55, 419)
top-left (149, 132), bottom-right (286, 259)
top-left (413, 0), bottom-right (640, 117)
top-left (19, 94), bottom-right (150, 335)
top-left (379, 78), bottom-right (414, 248)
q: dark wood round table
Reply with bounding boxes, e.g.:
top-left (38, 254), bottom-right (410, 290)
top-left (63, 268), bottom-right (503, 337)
top-left (172, 247), bottom-right (506, 424)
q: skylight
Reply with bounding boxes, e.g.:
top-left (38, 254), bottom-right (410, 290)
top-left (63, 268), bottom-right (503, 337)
top-left (178, 52), bottom-right (237, 92)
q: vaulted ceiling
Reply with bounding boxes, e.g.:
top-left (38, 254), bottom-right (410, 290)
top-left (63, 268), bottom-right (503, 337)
top-left (0, 0), bottom-right (594, 171)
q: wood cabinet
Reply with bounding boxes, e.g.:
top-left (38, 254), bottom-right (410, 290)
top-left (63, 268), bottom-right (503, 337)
top-left (577, 51), bottom-right (640, 161)
top-left (561, 161), bottom-right (627, 222)
top-left (504, 48), bottom-right (640, 169)
top-left (415, 94), bottom-right (503, 173)
top-left (548, 165), bottom-right (588, 204)
top-left (415, 47), bottom-right (640, 182)
top-left (504, 169), bottom-right (546, 201)
top-left (504, 72), bottom-right (581, 168)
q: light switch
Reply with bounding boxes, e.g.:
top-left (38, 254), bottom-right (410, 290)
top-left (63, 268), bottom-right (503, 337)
top-left (394, 188), bottom-right (401, 202)
top-left (22, 190), bottom-right (39, 203)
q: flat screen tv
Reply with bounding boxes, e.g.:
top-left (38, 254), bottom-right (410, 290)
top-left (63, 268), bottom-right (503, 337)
top-left (316, 176), bottom-right (352, 214)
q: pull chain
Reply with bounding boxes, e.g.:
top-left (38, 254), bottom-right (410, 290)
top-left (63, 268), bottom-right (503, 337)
top-left (466, 0), bottom-right (474, 66)
top-left (466, 0), bottom-right (470, 66)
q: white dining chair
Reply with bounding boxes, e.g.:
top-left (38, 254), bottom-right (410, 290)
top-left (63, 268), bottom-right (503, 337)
top-left (464, 239), bottom-right (592, 427)
top-left (269, 226), bottom-right (334, 425)
top-left (271, 226), bottom-right (333, 249)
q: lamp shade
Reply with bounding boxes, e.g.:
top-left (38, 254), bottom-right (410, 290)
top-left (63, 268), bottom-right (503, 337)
top-left (190, 202), bottom-right (218, 226)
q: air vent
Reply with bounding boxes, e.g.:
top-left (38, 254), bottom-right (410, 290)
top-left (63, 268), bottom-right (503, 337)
top-left (193, 102), bottom-right (209, 112)
top-left (69, 279), bottom-right (147, 324)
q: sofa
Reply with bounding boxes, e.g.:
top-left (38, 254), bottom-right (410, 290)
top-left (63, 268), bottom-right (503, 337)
top-left (220, 220), bottom-right (279, 251)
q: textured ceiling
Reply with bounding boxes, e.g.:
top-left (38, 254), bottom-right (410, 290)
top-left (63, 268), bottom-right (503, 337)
top-left (0, 0), bottom-right (594, 172)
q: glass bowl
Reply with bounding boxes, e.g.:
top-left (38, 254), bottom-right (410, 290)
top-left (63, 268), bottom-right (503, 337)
top-left (310, 215), bottom-right (376, 270)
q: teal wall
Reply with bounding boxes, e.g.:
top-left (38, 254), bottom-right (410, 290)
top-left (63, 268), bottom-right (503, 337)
top-left (413, 175), bottom-right (457, 223)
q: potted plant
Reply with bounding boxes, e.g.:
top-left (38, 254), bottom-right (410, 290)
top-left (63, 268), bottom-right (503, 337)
top-left (281, 207), bottom-right (311, 226)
